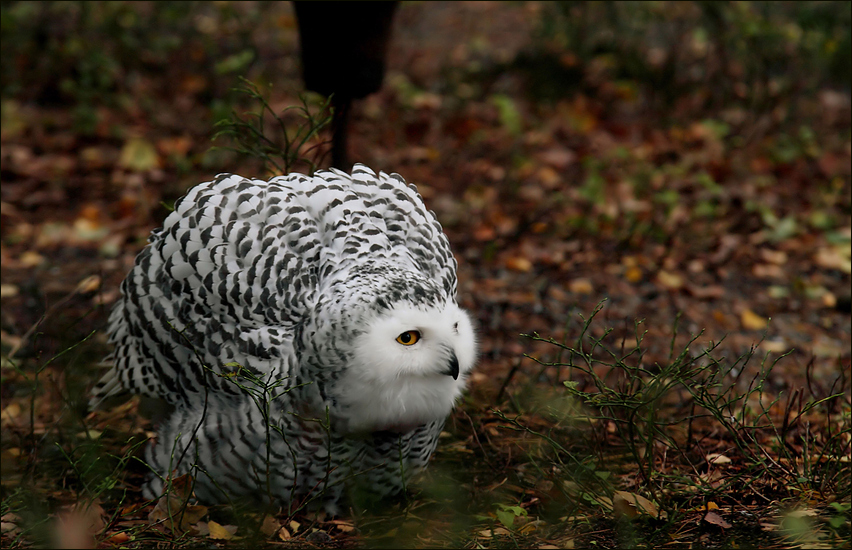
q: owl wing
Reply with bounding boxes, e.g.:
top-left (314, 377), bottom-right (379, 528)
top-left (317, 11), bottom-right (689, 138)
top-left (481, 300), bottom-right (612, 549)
top-left (91, 174), bottom-right (319, 407)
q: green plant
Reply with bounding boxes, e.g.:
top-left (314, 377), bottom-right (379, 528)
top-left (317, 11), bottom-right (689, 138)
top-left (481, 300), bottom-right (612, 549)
top-left (491, 301), bottom-right (850, 545)
top-left (212, 78), bottom-right (333, 176)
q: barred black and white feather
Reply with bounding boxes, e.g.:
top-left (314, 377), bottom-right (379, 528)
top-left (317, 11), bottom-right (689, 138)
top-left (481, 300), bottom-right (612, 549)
top-left (91, 164), bottom-right (476, 512)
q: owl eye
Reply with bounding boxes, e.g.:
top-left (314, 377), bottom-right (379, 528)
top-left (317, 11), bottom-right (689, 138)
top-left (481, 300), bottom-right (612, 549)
top-left (396, 330), bottom-right (421, 346)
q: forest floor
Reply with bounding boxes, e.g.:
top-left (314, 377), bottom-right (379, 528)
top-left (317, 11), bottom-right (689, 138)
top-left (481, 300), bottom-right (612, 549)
top-left (1, 2), bottom-right (850, 548)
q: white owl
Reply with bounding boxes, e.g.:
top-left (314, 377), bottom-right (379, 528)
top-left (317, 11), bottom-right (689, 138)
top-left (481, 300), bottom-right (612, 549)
top-left (90, 164), bottom-right (477, 512)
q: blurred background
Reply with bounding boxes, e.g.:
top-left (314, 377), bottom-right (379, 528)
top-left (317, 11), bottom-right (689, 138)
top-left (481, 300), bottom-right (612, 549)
top-left (1, 1), bottom-right (850, 547)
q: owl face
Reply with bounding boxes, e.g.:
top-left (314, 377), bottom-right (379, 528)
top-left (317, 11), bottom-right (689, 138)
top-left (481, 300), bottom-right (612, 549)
top-left (337, 301), bottom-right (477, 434)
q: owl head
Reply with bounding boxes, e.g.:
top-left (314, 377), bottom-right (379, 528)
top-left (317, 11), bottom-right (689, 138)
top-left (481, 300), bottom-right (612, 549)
top-left (316, 267), bottom-right (477, 434)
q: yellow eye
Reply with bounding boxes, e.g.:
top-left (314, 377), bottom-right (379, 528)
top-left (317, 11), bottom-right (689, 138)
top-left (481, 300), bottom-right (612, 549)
top-left (396, 330), bottom-right (421, 346)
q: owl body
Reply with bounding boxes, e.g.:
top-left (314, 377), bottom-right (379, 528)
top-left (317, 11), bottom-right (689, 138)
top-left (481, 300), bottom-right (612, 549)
top-left (92, 165), bottom-right (476, 511)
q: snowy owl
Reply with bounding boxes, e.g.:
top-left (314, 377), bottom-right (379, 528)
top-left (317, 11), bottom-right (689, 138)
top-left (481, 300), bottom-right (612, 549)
top-left (90, 164), bottom-right (477, 512)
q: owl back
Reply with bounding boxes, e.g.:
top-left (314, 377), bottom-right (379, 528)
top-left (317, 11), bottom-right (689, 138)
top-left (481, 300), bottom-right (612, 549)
top-left (91, 164), bottom-right (457, 407)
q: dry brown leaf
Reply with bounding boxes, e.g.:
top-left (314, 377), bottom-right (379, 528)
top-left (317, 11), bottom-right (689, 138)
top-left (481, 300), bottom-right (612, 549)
top-left (753, 263), bottom-right (785, 278)
top-left (759, 248), bottom-right (788, 265)
top-left (473, 224), bottom-right (496, 241)
top-left (685, 283), bottom-right (725, 299)
top-left (612, 491), bottom-right (659, 519)
top-left (704, 511), bottom-right (732, 529)
top-left (506, 257), bottom-right (533, 272)
top-left (259, 515), bottom-right (281, 537)
top-left (536, 166), bottom-right (562, 188)
top-left (568, 278), bottom-right (593, 294)
top-left (538, 147), bottom-right (576, 170)
top-left (148, 474), bottom-right (208, 532)
top-left (1, 513), bottom-right (21, 537)
top-left (104, 532), bottom-right (130, 544)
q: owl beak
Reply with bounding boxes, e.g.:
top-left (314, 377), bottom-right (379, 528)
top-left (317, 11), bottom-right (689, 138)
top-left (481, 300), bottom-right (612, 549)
top-left (443, 352), bottom-right (460, 380)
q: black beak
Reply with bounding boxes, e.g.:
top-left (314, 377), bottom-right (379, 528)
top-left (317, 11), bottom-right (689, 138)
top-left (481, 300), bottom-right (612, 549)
top-left (444, 352), bottom-right (460, 380)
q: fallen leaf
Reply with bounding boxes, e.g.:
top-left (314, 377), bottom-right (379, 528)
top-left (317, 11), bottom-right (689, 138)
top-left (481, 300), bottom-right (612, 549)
top-left (104, 532), bottom-right (130, 544)
top-left (624, 265), bottom-right (643, 283)
top-left (538, 147), bottom-right (576, 170)
top-left (147, 474), bottom-right (208, 532)
top-left (568, 278), bottom-right (593, 294)
top-left (741, 309), bottom-right (768, 330)
top-left (76, 275), bottom-right (101, 294)
top-left (705, 502), bottom-right (720, 511)
top-left (1, 513), bottom-right (21, 537)
top-left (506, 257), bottom-right (533, 272)
top-left (704, 511), bottom-right (732, 529)
top-left (759, 248), bottom-right (788, 265)
top-left (707, 453), bottom-right (731, 465)
top-left (0, 284), bottom-right (18, 298)
top-left (119, 137), bottom-right (161, 172)
top-left (18, 251), bottom-right (45, 268)
top-left (657, 270), bottom-right (684, 289)
top-left (473, 224), bottom-right (496, 241)
top-left (73, 218), bottom-right (110, 241)
top-left (1, 403), bottom-right (22, 423)
top-left (685, 284), bottom-right (725, 299)
top-left (536, 166), bottom-right (562, 188)
top-left (760, 339), bottom-right (789, 353)
top-left (332, 521), bottom-right (356, 533)
top-left (259, 516), bottom-right (281, 537)
top-left (815, 245), bottom-right (851, 274)
top-left (208, 521), bottom-right (237, 540)
top-left (612, 491), bottom-right (659, 519)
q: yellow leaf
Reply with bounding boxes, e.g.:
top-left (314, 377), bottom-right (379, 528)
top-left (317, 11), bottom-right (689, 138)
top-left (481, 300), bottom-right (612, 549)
top-left (657, 270), bottom-right (684, 289)
top-left (741, 309), bottom-right (768, 330)
top-left (706, 502), bottom-right (720, 510)
top-left (1, 403), bottom-right (21, 423)
top-left (624, 265), bottom-right (643, 283)
top-left (119, 137), bottom-right (161, 172)
top-left (208, 521), bottom-right (236, 540)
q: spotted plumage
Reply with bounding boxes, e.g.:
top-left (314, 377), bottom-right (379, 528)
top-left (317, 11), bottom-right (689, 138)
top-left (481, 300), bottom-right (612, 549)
top-left (90, 164), bottom-right (476, 512)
